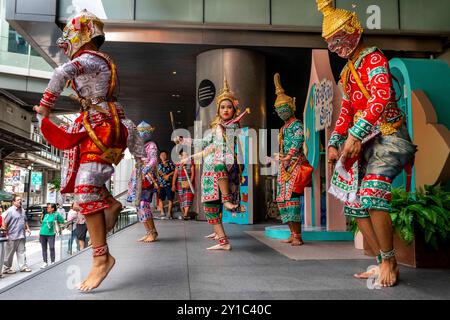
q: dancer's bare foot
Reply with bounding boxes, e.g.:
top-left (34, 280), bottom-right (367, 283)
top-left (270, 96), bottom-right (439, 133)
top-left (137, 234), bottom-right (148, 242)
top-left (353, 266), bottom-right (380, 279)
top-left (291, 236), bottom-right (304, 246)
top-left (223, 201), bottom-right (238, 211)
top-left (105, 199), bottom-right (122, 233)
top-left (78, 253), bottom-right (116, 292)
top-left (143, 231), bottom-right (158, 242)
top-left (205, 232), bottom-right (218, 240)
top-left (281, 236), bottom-right (293, 244)
top-left (378, 258), bottom-right (399, 287)
top-left (207, 243), bottom-right (231, 250)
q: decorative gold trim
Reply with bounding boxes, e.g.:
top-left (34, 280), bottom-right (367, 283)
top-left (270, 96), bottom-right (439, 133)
top-left (216, 77), bottom-right (237, 108)
top-left (347, 60), bottom-right (371, 100)
top-left (108, 102), bottom-right (121, 143)
top-left (82, 103), bottom-right (124, 165)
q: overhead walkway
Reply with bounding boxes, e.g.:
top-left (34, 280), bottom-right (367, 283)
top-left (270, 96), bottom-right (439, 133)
top-left (0, 221), bottom-right (448, 300)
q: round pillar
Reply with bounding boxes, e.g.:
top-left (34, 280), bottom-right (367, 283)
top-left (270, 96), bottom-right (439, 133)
top-left (196, 48), bottom-right (266, 130)
top-left (194, 48), bottom-right (267, 223)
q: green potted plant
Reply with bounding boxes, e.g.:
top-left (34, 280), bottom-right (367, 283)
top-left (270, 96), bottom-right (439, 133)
top-left (349, 184), bottom-right (450, 268)
top-left (391, 185), bottom-right (450, 267)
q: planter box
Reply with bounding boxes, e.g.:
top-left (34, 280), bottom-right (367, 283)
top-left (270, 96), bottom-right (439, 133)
top-left (394, 226), bottom-right (450, 268)
top-left (360, 225), bottom-right (450, 268)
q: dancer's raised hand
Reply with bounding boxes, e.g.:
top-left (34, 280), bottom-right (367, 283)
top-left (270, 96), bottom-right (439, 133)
top-left (33, 105), bottom-right (50, 118)
top-left (342, 135), bottom-right (361, 159)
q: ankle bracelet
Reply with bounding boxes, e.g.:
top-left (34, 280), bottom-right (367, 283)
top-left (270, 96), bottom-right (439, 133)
top-left (92, 244), bottom-right (108, 257)
top-left (218, 236), bottom-right (229, 245)
top-left (221, 194), bottom-right (232, 203)
top-left (380, 249), bottom-right (395, 260)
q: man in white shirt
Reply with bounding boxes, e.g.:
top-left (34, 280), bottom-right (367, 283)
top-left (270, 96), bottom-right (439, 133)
top-left (2, 195), bottom-right (32, 274)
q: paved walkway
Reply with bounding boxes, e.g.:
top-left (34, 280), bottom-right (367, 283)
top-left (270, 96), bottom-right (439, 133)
top-left (0, 228), bottom-right (80, 290)
top-left (0, 221), bottom-right (448, 299)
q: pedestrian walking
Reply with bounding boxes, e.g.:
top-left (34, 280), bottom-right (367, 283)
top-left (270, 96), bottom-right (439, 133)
top-left (2, 195), bottom-right (32, 274)
top-left (39, 203), bottom-right (65, 268)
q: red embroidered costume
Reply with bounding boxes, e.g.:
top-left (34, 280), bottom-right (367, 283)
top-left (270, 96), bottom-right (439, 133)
top-left (37, 10), bottom-right (144, 215)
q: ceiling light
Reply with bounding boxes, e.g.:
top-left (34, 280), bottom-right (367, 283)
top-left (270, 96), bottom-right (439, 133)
top-left (172, 71), bottom-right (177, 75)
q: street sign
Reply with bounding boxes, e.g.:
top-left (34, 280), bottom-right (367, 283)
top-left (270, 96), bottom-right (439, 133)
top-left (31, 172), bottom-right (42, 187)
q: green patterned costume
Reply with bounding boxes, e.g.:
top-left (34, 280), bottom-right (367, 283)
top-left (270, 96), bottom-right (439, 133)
top-left (187, 122), bottom-right (241, 224)
top-left (276, 118), bottom-right (305, 224)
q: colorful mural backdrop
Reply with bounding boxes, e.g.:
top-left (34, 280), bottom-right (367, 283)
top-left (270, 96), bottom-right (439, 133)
top-left (314, 79), bottom-right (333, 132)
top-left (223, 127), bottom-right (251, 224)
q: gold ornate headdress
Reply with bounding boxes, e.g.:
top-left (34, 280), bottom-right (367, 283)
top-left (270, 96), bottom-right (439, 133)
top-left (316, 0), bottom-right (363, 39)
top-left (274, 73), bottom-right (296, 111)
top-left (215, 78), bottom-right (238, 111)
top-left (57, 9), bottom-right (105, 58)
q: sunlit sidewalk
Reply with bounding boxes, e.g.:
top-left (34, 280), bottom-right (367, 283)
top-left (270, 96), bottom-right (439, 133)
top-left (0, 229), bottom-right (81, 290)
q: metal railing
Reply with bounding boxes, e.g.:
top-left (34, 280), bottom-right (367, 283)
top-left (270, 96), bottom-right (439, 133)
top-left (57, 207), bottom-right (138, 259)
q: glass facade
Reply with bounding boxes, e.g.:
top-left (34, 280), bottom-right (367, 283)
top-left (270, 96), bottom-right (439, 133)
top-left (55, 0), bottom-right (450, 33)
top-left (0, 0), bottom-right (53, 74)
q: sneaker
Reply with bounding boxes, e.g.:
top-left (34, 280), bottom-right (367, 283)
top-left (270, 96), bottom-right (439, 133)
top-left (20, 267), bottom-right (32, 272)
top-left (160, 216), bottom-right (167, 220)
top-left (177, 215), bottom-right (183, 220)
top-left (40, 262), bottom-right (48, 269)
top-left (3, 268), bottom-right (16, 274)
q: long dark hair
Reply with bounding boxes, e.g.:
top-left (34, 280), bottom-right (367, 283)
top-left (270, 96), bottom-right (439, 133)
top-left (159, 150), bottom-right (168, 163)
top-left (48, 203), bottom-right (57, 212)
top-left (41, 203), bottom-right (57, 222)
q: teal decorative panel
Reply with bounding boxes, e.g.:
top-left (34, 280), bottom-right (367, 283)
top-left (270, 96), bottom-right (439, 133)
top-left (223, 127), bottom-right (252, 225)
top-left (205, 0), bottom-right (270, 25)
top-left (271, 0), bottom-right (322, 27)
top-left (336, 0), bottom-right (399, 31)
top-left (136, 0), bottom-right (203, 22)
top-left (304, 84), bottom-right (320, 226)
top-left (399, 0), bottom-right (450, 32)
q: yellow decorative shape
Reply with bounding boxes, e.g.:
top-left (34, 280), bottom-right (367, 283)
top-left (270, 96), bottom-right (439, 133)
top-left (411, 90), bottom-right (450, 187)
top-left (71, 36), bottom-right (80, 44)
